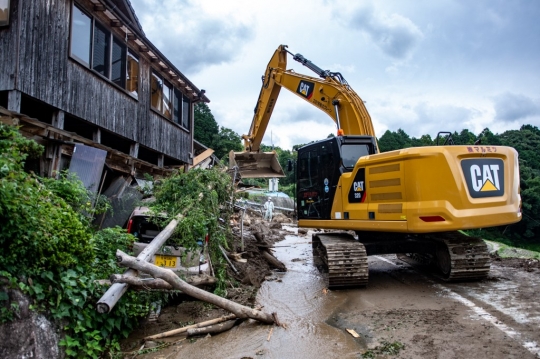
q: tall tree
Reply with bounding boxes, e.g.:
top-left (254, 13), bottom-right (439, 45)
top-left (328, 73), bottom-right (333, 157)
top-left (194, 102), bottom-right (219, 147)
top-left (211, 127), bottom-right (243, 159)
top-left (378, 129), bottom-right (412, 152)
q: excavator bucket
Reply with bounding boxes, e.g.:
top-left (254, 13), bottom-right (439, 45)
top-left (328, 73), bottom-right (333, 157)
top-left (229, 150), bottom-right (285, 179)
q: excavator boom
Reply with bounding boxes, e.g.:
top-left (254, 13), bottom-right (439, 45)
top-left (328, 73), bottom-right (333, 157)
top-left (231, 45), bottom-right (378, 178)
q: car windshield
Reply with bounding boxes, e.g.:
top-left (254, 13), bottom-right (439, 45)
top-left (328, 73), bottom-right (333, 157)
top-left (130, 216), bottom-right (161, 243)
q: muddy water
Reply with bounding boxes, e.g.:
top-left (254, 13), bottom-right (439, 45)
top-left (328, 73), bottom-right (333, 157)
top-left (174, 229), bottom-right (364, 359)
top-left (163, 229), bottom-right (540, 359)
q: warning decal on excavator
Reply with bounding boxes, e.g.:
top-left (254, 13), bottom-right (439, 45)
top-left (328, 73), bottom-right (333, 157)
top-left (296, 80), bottom-right (314, 100)
top-left (348, 168), bottom-right (366, 203)
top-left (461, 159), bottom-right (504, 198)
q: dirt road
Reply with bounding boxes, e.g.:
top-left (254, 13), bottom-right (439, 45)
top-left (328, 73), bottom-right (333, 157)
top-left (145, 228), bottom-right (540, 359)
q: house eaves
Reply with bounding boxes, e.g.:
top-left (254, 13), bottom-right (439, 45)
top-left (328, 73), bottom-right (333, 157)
top-left (92, 0), bottom-right (210, 103)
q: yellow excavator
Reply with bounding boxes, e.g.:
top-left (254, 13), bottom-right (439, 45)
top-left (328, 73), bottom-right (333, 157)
top-left (231, 45), bottom-right (521, 288)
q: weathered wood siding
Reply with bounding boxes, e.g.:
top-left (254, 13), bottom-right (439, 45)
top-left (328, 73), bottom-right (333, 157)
top-left (3, 0), bottom-right (192, 163)
top-left (0, 0), bottom-right (20, 90)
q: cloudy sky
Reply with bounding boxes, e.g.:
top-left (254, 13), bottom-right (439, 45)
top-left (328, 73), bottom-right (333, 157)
top-left (130, 0), bottom-right (540, 150)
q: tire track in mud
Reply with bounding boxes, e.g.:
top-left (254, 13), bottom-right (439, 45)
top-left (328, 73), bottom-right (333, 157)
top-left (374, 255), bottom-right (540, 358)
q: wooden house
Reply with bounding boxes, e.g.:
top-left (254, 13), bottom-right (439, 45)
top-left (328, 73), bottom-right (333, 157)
top-left (0, 0), bottom-right (209, 181)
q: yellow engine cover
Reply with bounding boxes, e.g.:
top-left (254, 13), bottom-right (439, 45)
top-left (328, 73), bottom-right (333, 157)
top-left (300, 145), bottom-right (521, 233)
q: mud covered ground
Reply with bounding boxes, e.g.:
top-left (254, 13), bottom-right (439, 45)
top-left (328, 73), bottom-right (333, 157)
top-left (119, 223), bottom-right (540, 359)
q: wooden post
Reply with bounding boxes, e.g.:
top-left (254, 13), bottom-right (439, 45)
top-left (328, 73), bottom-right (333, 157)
top-left (52, 110), bottom-right (64, 130)
top-left (7, 90), bottom-right (21, 113)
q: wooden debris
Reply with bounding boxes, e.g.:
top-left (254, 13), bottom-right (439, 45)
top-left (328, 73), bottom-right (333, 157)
top-left (227, 252), bottom-right (247, 263)
top-left (116, 250), bottom-right (277, 324)
top-left (219, 245), bottom-right (239, 274)
top-left (346, 329), bottom-right (360, 338)
top-left (145, 314), bottom-right (236, 340)
top-left (267, 327), bottom-right (274, 341)
top-left (109, 274), bottom-right (216, 290)
top-left (187, 319), bottom-right (237, 337)
top-left (261, 249), bottom-right (287, 272)
top-left (96, 212), bottom-right (187, 313)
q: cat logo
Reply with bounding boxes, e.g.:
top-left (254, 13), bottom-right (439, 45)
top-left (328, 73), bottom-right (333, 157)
top-left (461, 159), bottom-right (504, 198)
top-left (296, 80), bottom-right (314, 100)
top-left (348, 168), bottom-right (366, 203)
top-left (353, 181), bottom-right (364, 192)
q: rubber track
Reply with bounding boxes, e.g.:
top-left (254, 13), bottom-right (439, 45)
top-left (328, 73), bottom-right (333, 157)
top-left (313, 233), bottom-right (368, 288)
top-left (433, 232), bottom-right (491, 281)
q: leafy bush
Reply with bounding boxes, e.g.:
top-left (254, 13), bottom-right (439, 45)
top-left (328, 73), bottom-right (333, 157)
top-left (0, 124), bottom-right (161, 357)
top-left (151, 167), bottom-right (235, 295)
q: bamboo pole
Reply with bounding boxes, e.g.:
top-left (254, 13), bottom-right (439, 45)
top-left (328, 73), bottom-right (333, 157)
top-left (145, 314), bottom-right (237, 340)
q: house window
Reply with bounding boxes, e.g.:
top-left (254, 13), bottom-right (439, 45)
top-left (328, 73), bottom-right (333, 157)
top-left (182, 94), bottom-right (190, 130)
top-left (111, 37), bottom-right (127, 88)
top-left (0, 0), bottom-right (10, 27)
top-left (126, 52), bottom-right (139, 98)
top-left (92, 22), bottom-right (110, 76)
top-left (152, 71), bottom-right (190, 128)
top-left (151, 71), bottom-right (163, 112)
top-left (162, 81), bottom-right (172, 118)
top-left (69, 3), bottom-right (139, 98)
top-left (173, 89), bottom-right (182, 125)
top-left (70, 5), bottom-right (92, 65)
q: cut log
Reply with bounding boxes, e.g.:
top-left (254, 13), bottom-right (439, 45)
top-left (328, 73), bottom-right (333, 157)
top-left (145, 314), bottom-right (236, 340)
top-left (187, 319), bottom-right (237, 337)
top-left (116, 250), bottom-right (276, 324)
top-left (262, 249), bottom-right (287, 272)
top-left (109, 274), bottom-right (217, 290)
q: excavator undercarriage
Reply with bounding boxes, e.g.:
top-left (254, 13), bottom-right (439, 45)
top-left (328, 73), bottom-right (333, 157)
top-left (312, 231), bottom-right (491, 288)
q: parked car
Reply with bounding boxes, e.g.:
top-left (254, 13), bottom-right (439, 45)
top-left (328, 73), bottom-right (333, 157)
top-left (125, 206), bottom-right (209, 277)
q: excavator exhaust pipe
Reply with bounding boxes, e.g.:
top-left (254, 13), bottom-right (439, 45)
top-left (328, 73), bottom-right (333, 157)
top-left (229, 150), bottom-right (285, 179)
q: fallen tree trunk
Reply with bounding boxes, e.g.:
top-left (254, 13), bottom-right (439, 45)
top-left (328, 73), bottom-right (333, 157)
top-left (145, 314), bottom-right (236, 340)
top-left (187, 319), bottom-right (238, 337)
top-left (109, 274), bottom-right (217, 290)
top-left (262, 249), bottom-right (287, 272)
top-left (116, 250), bottom-right (276, 324)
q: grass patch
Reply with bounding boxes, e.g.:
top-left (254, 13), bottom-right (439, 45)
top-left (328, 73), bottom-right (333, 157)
top-left (362, 340), bottom-right (405, 358)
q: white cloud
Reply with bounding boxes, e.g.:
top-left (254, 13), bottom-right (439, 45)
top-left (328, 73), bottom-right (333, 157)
top-left (132, 0), bottom-right (253, 74)
top-left (493, 93), bottom-right (540, 122)
top-left (344, 3), bottom-right (424, 60)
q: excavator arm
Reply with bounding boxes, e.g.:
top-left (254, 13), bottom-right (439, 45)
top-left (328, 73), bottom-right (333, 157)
top-left (243, 45), bottom-right (377, 150)
top-left (232, 45), bottom-right (378, 178)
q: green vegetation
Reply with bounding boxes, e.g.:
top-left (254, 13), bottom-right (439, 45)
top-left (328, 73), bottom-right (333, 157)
top-left (0, 124), bottom-right (162, 357)
top-left (361, 340), bottom-right (405, 358)
top-left (0, 123), bottom-right (238, 357)
top-left (150, 167), bottom-right (235, 295)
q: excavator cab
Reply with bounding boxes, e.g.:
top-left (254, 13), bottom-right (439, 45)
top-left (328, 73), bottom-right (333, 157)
top-left (296, 136), bottom-right (377, 219)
